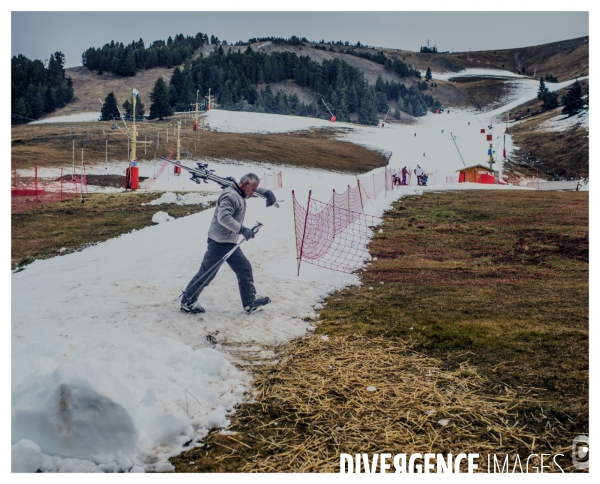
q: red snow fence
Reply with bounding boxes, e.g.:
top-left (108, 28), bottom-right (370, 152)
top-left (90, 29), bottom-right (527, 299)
top-left (145, 161), bottom-right (169, 190)
top-left (293, 192), bottom-right (588, 284)
top-left (11, 164), bottom-right (88, 213)
top-left (258, 171), bottom-right (283, 191)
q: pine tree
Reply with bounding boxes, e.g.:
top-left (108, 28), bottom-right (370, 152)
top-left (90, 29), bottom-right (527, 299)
top-left (149, 77), bottom-right (174, 119)
top-left (100, 92), bottom-right (120, 120)
top-left (425, 67), bottom-right (432, 81)
top-left (135, 94), bottom-right (145, 119)
top-left (542, 91), bottom-right (559, 110)
top-left (537, 78), bottom-right (549, 101)
top-left (13, 97), bottom-right (31, 122)
top-left (358, 88), bottom-right (379, 125)
top-left (562, 79), bottom-right (584, 117)
top-left (123, 99), bottom-right (132, 117)
top-left (262, 85), bottom-right (277, 112)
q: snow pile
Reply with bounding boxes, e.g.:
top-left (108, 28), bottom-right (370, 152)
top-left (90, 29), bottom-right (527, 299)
top-left (148, 192), bottom-right (218, 206)
top-left (151, 211), bottom-right (174, 223)
top-left (12, 360), bottom-right (139, 465)
top-left (538, 110), bottom-right (589, 132)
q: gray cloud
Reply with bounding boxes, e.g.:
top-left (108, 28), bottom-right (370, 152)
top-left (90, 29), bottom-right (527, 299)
top-left (12, 11), bottom-right (589, 68)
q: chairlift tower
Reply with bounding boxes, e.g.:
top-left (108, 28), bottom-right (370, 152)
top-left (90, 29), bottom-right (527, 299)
top-left (129, 89), bottom-right (152, 161)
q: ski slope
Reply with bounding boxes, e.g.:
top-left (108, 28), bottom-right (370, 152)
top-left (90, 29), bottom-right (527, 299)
top-left (11, 70), bottom-right (583, 472)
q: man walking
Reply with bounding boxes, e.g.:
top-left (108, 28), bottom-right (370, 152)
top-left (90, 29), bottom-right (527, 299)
top-left (180, 173), bottom-right (276, 315)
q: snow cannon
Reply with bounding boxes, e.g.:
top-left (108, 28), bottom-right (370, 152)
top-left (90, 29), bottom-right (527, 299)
top-left (125, 161), bottom-right (139, 190)
top-left (174, 161), bottom-right (182, 175)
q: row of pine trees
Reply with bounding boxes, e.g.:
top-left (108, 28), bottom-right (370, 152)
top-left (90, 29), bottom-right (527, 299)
top-left (82, 33), bottom-right (206, 76)
top-left (11, 52), bottom-right (75, 124)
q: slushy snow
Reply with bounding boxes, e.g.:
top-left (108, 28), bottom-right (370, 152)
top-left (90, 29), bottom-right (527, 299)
top-left (12, 68), bottom-right (584, 472)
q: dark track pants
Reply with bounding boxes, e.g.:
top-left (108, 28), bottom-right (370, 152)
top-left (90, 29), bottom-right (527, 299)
top-left (182, 238), bottom-right (256, 308)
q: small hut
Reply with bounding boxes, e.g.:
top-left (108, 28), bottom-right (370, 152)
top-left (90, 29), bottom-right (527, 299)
top-left (457, 164), bottom-right (498, 184)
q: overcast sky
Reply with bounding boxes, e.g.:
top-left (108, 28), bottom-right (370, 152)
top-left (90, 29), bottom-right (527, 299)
top-left (11, 11), bottom-right (589, 68)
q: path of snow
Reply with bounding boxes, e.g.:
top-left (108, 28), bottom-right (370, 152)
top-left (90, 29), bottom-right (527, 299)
top-left (12, 71), bottom-right (583, 472)
top-left (30, 112), bottom-right (100, 124)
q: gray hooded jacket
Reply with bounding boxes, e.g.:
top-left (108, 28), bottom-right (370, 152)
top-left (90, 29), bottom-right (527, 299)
top-left (207, 185), bottom-right (267, 243)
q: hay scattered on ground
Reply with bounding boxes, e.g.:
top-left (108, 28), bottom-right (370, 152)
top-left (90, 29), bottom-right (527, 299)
top-left (175, 334), bottom-right (573, 472)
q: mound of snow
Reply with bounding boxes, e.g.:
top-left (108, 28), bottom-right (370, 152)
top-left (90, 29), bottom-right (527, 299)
top-left (149, 192), bottom-right (217, 206)
top-left (11, 360), bottom-right (138, 464)
top-left (151, 211), bottom-right (174, 223)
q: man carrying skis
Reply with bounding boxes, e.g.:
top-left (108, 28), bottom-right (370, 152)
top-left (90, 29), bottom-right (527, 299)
top-left (180, 173), bottom-right (276, 315)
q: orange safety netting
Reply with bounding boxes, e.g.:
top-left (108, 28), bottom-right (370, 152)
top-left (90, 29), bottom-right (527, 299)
top-left (12, 166), bottom-right (88, 213)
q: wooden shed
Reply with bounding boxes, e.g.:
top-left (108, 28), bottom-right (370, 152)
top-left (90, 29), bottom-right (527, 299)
top-left (457, 164), bottom-right (498, 184)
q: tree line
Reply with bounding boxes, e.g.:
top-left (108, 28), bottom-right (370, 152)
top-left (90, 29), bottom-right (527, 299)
top-left (160, 45), bottom-right (440, 125)
top-left (11, 52), bottom-right (74, 124)
top-left (81, 33), bottom-right (207, 76)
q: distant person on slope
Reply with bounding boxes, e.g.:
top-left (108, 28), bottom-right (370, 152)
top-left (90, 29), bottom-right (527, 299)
top-left (401, 166), bottom-right (408, 185)
top-left (180, 173), bottom-right (276, 315)
top-left (415, 165), bottom-right (425, 185)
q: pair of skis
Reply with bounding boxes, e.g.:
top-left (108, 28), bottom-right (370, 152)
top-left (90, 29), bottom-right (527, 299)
top-left (161, 158), bottom-right (279, 208)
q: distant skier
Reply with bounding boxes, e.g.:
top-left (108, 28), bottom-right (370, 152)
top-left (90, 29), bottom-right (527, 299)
top-left (180, 173), bottom-right (276, 315)
top-left (401, 166), bottom-right (408, 185)
top-left (468, 121), bottom-right (470, 126)
top-left (415, 165), bottom-right (425, 185)
top-left (414, 133), bottom-right (417, 137)
top-left (441, 129), bottom-right (444, 133)
top-left (423, 152), bottom-right (426, 157)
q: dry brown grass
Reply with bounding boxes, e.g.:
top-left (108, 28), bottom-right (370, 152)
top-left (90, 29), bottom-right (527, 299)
top-left (11, 192), bottom-right (212, 268)
top-left (11, 122), bottom-right (388, 174)
top-left (506, 106), bottom-right (588, 180)
top-left (443, 37), bottom-right (589, 81)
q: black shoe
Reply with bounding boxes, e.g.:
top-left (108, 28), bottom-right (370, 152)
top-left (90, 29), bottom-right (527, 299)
top-left (244, 295), bottom-right (271, 314)
top-left (180, 300), bottom-right (205, 314)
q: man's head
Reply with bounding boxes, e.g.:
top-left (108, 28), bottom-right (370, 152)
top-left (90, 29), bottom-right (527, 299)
top-left (238, 173), bottom-right (260, 198)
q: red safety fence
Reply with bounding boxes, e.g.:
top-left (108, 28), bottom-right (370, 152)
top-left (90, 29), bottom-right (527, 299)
top-left (12, 164), bottom-right (88, 213)
top-left (145, 161), bottom-right (169, 190)
top-left (293, 192), bottom-right (588, 284)
top-left (259, 171), bottom-right (283, 191)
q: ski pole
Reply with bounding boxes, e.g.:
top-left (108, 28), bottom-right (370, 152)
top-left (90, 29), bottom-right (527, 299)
top-left (186, 222), bottom-right (263, 302)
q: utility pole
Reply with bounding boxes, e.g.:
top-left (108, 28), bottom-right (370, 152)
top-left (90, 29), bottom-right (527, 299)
top-left (103, 129), bottom-right (108, 169)
top-left (176, 121), bottom-right (181, 160)
top-left (131, 90), bottom-right (138, 161)
top-left (72, 135), bottom-right (75, 179)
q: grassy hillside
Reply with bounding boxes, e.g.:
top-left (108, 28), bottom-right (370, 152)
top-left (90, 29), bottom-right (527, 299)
top-left (44, 36), bottom-right (588, 120)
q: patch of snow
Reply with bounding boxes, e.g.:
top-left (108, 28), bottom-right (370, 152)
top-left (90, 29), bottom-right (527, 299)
top-left (537, 110), bottom-right (588, 132)
top-left (151, 211), bottom-right (174, 223)
top-left (30, 112), bottom-right (100, 124)
top-left (431, 68), bottom-right (528, 81)
top-left (149, 192), bottom-right (218, 206)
